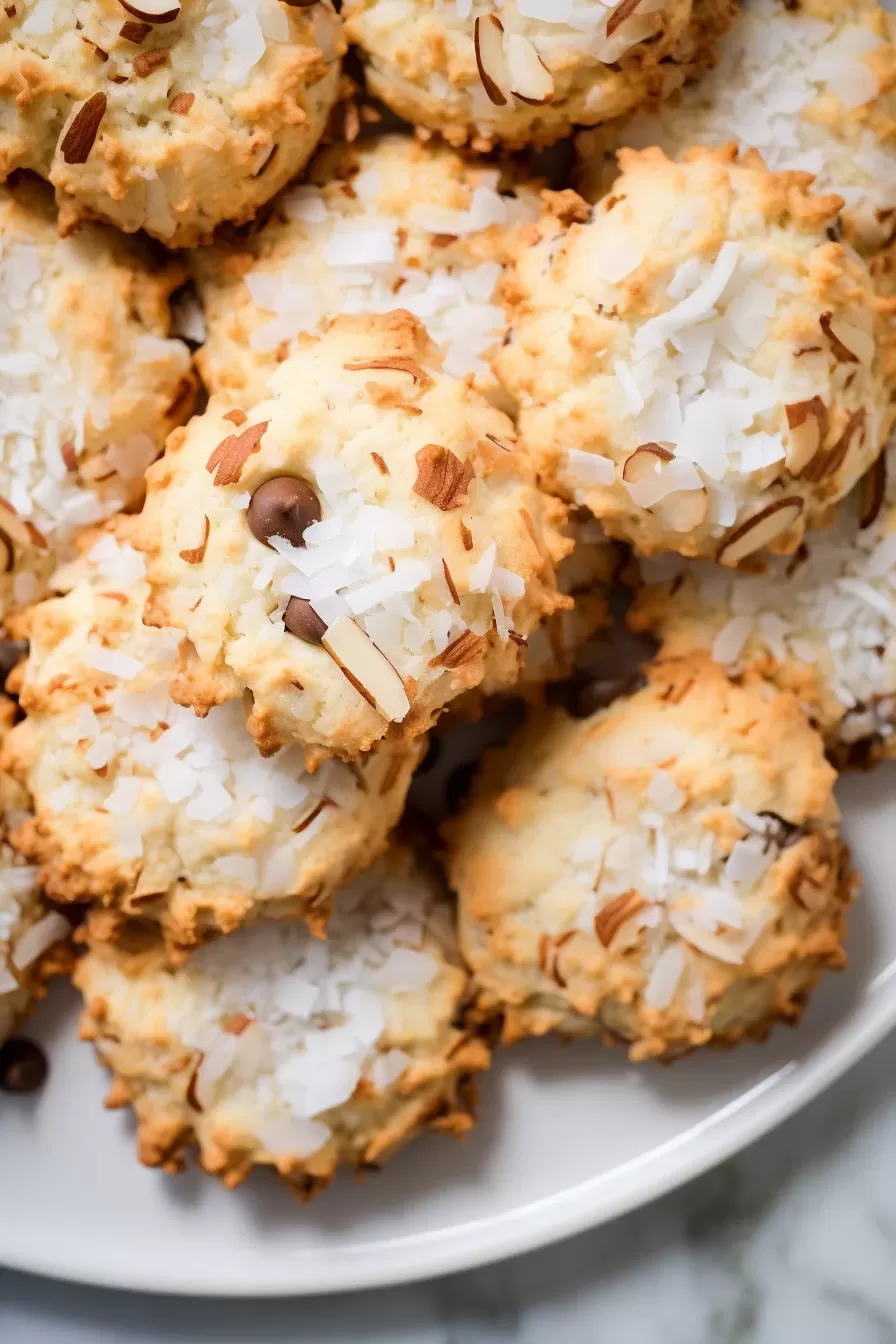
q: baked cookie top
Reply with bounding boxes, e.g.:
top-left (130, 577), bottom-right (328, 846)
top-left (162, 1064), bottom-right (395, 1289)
top-left (630, 445), bottom-right (896, 763)
top-left (3, 526), bottom-right (420, 956)
top-left (0, 174), bottom-right (192, 614)
top-left (446, 657), bottom-right (854, 1060)
top-left (576, 0), bottom-right (896, 259)
top-left (0, 697), bottom-right (68, 1043)
top-left (342, 0), bottom-right (734, 150)
top-left (75, 844), bottom-right (490, 1198)
top-left (192, 133), bottom-right (540, 409)
top-left (0, 0), bottom-right (344, 244)
top-left (496, 145), bottom-right (891, 564)
top-left (139, 310), bottom-right (569, 760)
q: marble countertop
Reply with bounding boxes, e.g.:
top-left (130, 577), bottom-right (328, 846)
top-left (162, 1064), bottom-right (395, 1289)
top-left (3, 1025), bottom-right (895, 1344)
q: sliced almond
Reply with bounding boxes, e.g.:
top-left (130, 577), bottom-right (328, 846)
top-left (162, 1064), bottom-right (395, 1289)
top-left (474, 14), bottom-right (510, 107)
top-left (786, 397), bottom-right (829, 474)
top-left (859, 453), bottom-right (887, 530)
top-left (505, 33), bottom-right (553, 106)
top-left (177, 514), bottom-right (210, 565)
top-left (811, 405), bottom-right (865, 486)
top-left (717, 497), bottom-right (804, 567)
top-left (820, 311), bottom-right (872, 365)
top-left (133, 48), bottom-right (170, 77)
top-left (322, 615), bottom-right (410, 723)
top-left (168, 91), bottom-right (194, 114)
top-left (622, 443), bottom-right (673, 482)
top-left (205, 421), bottom-right (268, 487)
top-left (119, 19), bottom-right (151, 41)
top-left (606, 0), bottom-right (642, 38)
top-left (655, 488), bottom-right (707, 531)
top-left (0, 531), bottom-right (13, 575)
top-left (430, 630), bottom-right (486, 669)
top-left (442, 558), bottom-right (460, 604)
top-left (119, 0), bottom-right (181, 22)
top-left (59, 92), bottom-right (107, 165)
top-left (185, 1055), bottom-right (204, 1112)
top-left (594, 890), bottom-right (644, 948)
top-left (413, 443), bottom-right (474, 511)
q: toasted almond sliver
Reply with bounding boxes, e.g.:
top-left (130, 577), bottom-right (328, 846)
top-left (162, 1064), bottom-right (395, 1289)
top-left (206, 421), bottom-right (268, 486)
top-left (594, 890), bottom-right (644, 948)
top-left (322, 615), bottom-right (410, 723)
top-left (717, 497), bottom-right (804, 567)
top-left (474, 14), bottom-right (510, 106)
top-left (59, 92), bottom-right (107, 164)
top-left (505, 33), bottom-right (553, 105)
top-left (413, 443), bottom-right (474, 511)
top-left (429, 630), bottom-right (486, 669)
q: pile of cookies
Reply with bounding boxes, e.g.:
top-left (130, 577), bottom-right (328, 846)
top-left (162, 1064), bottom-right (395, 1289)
top-left (0, 0), bottom-right (894, 1201)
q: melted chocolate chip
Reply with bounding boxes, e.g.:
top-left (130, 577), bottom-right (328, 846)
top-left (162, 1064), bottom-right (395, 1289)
top-left (283, 597), bottom-right (326, 645)
top-left (247, 476), bottom-right (321, 549)
top-left (0, 1038), bottom-right (47, 1093)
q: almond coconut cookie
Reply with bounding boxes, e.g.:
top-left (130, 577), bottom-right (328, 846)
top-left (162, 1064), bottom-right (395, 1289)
top-left (576, 0), bottom-right (896, 261)
top-left (630, 446), bottom-right (896, 765)
top-left (192, 134), bottom-right (539, 411)
top-left (0, 0), bottom-right (344, 246)
top-left (139, 310), bottom-right (570, 761)
top-left (0, 698), bottom-right (69, 1043)
top-left (495, 145), bottom-right (892, 566)
top-left (446, 657), bottom-right (855, 1060)
top-left (75, 845), bottom-right (491, 1199)
top-left (341, 0), bottom-right (735, 151)
top-left (1, 526), bottom-right (420, 958)
top-left (0, 173), bottom-right (193, 618)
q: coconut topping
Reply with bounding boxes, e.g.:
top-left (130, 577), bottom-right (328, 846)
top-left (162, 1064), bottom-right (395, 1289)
top-left (556, 771), bottom-right (797, 1016)
top-left (638, 444), bottom-right (896, 747)
top-left (126, 853), bottom-right (453, 1156)
top-left (196, 137), bottom-right (538, 394)
top-left (605, 0), bottom-right (896, 249)
top-left (20, 535), bottom-right (377, 894)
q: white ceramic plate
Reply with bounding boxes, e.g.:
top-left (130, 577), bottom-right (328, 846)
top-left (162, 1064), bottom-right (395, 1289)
top-left (2, 766), bottom-right (896, 1296)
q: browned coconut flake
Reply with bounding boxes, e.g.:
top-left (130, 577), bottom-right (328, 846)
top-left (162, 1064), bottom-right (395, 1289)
top-left (60, 93), bottom-right (107, 165)
top-left (206, 422), bottom-right (268, 487)
top-left (860, 453), bottom-right (887, 529)
top-left (413, 444), bottom-right (474, 511)
top-left (343, 356), bottom-right (434, 392)
top-left (442, 559), bottom-right (460, 604)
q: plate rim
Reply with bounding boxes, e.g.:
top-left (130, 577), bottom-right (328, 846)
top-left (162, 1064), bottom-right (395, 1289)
top-left (3, 972), bottom-right (895, 1298)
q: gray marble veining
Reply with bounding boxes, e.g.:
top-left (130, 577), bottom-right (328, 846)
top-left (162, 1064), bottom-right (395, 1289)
top-left (4, 1026), bottom-right (896, 1344)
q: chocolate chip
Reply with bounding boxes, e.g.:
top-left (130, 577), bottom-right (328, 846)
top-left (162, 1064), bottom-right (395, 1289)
top-left (283, 597), bottom-right (326, 645)
top-left (247, 476), bottom-right (321, 549)
top-left (0, 1038), bottom-right (48, 1094)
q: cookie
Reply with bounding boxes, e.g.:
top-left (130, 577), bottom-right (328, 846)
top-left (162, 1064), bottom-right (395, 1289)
top-left (495, 145), bottom-right (892, 564)
top-left (342, 0), bottom-right (735, 151)
top-left (192, 133), bottom-right (539, 411)
top-left (2, 525), bottom-right (420, 957)
top-left (0, 698), bottom-right (68, 1043)
top-left (0, 0), bottom-right (344, 246)
top-left (139, 310), bottom-right (570, 760)
top-left (576, 0), bottom-right (896, 263)
top-left (74, 844), bottom-right (491, 1199)
top-left (0, 173), bottom-right (193, 617)
top-left (630, 445), bottom-right (896, 765)
top-left (446, 657), bottom-right (855, 1061)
